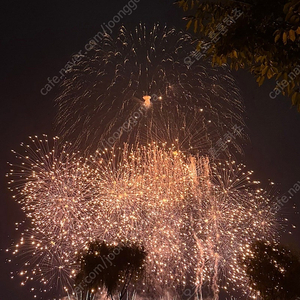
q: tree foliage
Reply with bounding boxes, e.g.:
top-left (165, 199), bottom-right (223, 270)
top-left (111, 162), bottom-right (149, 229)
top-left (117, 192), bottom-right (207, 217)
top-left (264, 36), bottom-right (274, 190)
top-left (177, 0), bottom-right (300, 110)
top-left (243, 240), bottom-right (300, 300)
top-left (75, 241), bottom-right (146, 300)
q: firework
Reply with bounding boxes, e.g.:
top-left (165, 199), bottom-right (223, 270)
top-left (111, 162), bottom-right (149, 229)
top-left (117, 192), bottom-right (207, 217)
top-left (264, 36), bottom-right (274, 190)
top-left (7, 24), bottom-right (277, 300)
top-left (7, 136), bottom-right (101, 298)
top-left (8, 136), bottom-right (101, 248)
top-left (56, 24), bottom-right (245, 156)
top-left (89, 143), bottom-right (276, 299)
top-left (8, 137), bottom-right (276, 299)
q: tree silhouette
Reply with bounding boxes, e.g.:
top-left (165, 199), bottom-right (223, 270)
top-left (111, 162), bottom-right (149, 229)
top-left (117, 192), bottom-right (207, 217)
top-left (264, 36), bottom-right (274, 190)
top-left (177, 0), bottom-right (300, 110)
top-left (74, 241), bottom-right (146, 300)
top-left (243, 240), bottom-right (300, 300)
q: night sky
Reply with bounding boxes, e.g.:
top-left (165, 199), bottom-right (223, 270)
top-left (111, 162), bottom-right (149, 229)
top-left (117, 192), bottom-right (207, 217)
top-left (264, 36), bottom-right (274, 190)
top-left (1, 1), bottom-right (300, 299)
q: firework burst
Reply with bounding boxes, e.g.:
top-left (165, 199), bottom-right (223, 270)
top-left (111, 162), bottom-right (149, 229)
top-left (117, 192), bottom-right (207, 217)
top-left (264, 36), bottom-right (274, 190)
top-left (8, 137), bottom-right (276, 299)
top-left (7, 136), bottom-right (100, 298)
top-left (56, 24), bottom-right (245, 156)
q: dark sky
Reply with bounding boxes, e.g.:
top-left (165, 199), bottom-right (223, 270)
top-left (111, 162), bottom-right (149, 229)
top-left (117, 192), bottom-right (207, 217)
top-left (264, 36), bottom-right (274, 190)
top-left (0, 1), bottom-right (299, 299)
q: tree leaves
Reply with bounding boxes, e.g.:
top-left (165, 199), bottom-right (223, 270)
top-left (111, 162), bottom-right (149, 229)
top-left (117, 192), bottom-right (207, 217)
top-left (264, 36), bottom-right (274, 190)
top-left (275, 33), bottom-right (281, 42)
top-left (194, 19), bottom-right (198, 33)
top-left (257, 76), bottom-right (265, 87)
top-left (283, 31), bottom-right (288, 44)
top-left (262, 65), bottom-right (269, 76)
top-left (177, 0), bottom-right (300, 111)
top-left (75, 241), bottom-right (146, 300)
top-left (186, 19), bottom-right (193, 30)
top-left (289, 29), bottom-right (296, 41)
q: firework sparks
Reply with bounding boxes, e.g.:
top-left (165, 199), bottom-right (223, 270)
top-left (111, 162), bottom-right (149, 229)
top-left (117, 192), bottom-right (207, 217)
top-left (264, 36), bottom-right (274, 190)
top-left (55, 24), bottom-right (245, 156)
top-left (8, 137), bottom-right (276, 299)
top-left (6, 24), bottom-right (278, 300)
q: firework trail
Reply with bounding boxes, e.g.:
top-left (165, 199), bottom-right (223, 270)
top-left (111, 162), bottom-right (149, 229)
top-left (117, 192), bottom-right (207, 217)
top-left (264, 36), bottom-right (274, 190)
top-left (56, 24), bottom-right (244, 156)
